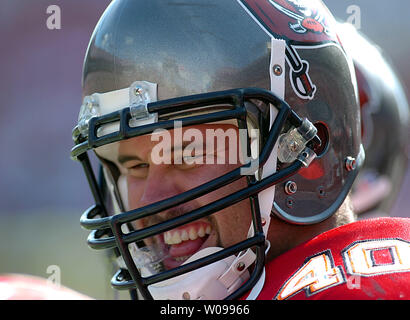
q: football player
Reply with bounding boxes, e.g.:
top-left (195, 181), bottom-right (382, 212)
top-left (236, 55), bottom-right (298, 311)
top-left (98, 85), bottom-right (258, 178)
top-left (71, 0), bottom-right (410, 300)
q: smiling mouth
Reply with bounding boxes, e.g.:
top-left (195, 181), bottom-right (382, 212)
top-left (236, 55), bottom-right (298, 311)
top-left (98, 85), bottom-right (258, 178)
top-left (156, 220), bottom-right (213, 270)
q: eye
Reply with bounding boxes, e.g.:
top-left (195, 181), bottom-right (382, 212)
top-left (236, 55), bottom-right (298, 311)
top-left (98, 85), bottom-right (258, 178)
top-left (131, 163), bottom-right (149, 169)
top-left (126, 162), bottom-right (149, 178)
top-left (128, 163), bottom-right (149, 171)
top-left (177, 151), bottom-right (207, 170)
top-left (183, 152), bottom-right (205, 163)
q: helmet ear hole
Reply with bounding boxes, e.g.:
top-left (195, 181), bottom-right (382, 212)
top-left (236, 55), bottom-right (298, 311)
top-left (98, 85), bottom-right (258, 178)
top-left (313, 122), bottom-right (329, 158)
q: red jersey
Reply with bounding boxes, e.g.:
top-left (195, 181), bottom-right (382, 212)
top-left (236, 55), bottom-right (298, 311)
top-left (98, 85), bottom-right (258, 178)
top-left (244, 217), bottom-right (410, 300)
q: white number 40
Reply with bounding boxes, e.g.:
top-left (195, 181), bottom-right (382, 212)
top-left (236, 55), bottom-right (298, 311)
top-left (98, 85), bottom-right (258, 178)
top-left (275, 239), bottom-right (410, 300)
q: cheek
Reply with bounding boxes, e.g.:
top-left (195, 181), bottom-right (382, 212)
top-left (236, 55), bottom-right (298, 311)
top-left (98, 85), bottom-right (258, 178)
top-left (215, 200), bottom-right (252, 247)
top-left (126, 175), bottom-right (144, 211)
top-left (205, 177), bottom-right (252, 247)
top-left (126, 176), bottom-right (152, 230)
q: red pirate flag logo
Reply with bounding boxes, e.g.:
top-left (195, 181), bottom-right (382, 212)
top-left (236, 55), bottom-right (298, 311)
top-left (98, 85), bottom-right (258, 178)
top-left (237, 0), bottom-right (339, 43)
top-left (269, 0), bottom-right (331, 35)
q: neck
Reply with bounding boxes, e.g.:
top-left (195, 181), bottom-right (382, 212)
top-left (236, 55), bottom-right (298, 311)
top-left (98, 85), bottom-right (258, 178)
top-left (265, 196), bottom-right (356, 261)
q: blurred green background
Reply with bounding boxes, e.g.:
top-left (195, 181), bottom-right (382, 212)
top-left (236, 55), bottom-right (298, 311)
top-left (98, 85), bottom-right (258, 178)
top-left (0, 211), bottom-right (113, 299)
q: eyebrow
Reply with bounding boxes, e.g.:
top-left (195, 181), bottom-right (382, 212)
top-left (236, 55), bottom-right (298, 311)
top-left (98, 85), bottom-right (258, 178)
top-left (117, 154), bottom-right (143, 165)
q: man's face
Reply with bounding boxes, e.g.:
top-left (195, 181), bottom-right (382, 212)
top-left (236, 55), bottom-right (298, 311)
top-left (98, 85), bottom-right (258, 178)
top-left (116, 123), bottom-right (252, 270)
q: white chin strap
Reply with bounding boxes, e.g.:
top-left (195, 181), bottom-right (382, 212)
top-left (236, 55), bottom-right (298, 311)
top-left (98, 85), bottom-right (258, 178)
top-left (146, 247), bottom-right (256, 300)
top-left (257, 37), bottom-right (286, 237)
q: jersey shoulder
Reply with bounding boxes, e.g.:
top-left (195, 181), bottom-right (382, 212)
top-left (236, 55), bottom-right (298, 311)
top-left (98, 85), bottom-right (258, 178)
top-left (256, 217), bottom-right (410, 300)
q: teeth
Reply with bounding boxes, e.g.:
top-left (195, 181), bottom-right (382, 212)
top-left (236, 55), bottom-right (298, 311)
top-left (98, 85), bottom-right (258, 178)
top-left (171, 232), bottom-right (182, 245)
top-left (189, 228), bottom-right (198, 240)
top-left (198, 226), bottom-right (205, 238)
top-left (164, 224), bottom-right (211, 245)
top-left (181, 230), bottom-right (189, 241)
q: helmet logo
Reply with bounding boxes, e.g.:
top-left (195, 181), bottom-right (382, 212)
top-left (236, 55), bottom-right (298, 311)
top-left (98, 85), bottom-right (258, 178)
top-left (286, 44), bottom-right (316, 100)
top-left (237, 0), bottom-right (340, 100)
top-left (268, 0), bottom-right (330, 36)
top-left (237, 0), bottom-right (338, 43)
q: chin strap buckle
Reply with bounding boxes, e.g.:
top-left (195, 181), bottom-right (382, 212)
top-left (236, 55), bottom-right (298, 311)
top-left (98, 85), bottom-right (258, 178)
top-left (218, 248), bottom-right (256, 292)
top-left (277, 118), bottom-right (318, 166)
